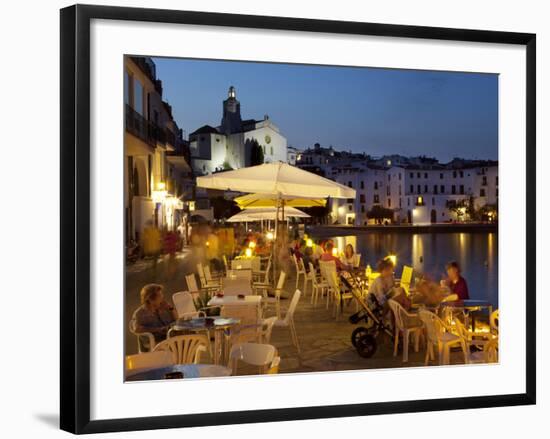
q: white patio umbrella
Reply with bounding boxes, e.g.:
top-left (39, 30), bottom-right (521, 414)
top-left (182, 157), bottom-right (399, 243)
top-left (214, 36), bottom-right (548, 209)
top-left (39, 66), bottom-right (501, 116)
top-left (226, 207), bottom-right (310, 222)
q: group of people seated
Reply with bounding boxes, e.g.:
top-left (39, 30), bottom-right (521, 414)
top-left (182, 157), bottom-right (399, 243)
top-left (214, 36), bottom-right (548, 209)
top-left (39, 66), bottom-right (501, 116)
top-left (291, 238), bottom-right (358, 272)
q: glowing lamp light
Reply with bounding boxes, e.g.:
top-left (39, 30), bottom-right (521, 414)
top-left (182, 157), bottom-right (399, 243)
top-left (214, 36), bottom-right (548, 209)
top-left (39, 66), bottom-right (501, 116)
top-left (249, 241), bottom-right (256, 249)
top-left (206, 241), bottom-right (210, 247)
top-left (157, 182), bottom-right (166, 190)
top-left (386, 254), bottom-right (397, 265)
top-left (245, 248), bottom-right (253, 258)
top-left (266, 232), bottom-right (274, 240)
top-left (151, 190), bottom-right (167, 203)
top-left (332, 247), bottom-right (338, 257)
top-left (306, 239), bottom-right (313, 247)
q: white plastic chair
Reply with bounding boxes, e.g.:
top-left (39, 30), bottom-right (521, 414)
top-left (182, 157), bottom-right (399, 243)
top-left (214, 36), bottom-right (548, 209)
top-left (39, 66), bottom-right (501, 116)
top-left (309, 262), bottom-right (328, 307)
top-left (319, 260), bottom-right (337, 309)
top-left (293, 254), bottom-right (307, 291)
top-left (197, 263), bottom-right (221, 291)
top-left (388, 299), bottom-right (423, 362)
top-left (129, 316), bottom-right (157, 353)
top-left (326, 270), bottom-right (353, 319)
top-left (253, 257), bottom-right (272, 284)
top-left (228, 343), bottom-right (277, 375)
top-left (353, 253), bottom-right (361, 268)
top-left (274, 289), bottom-right (302, 353)
top-left (172, 291), bottom-right (203, 320)
top-left (153, 334), bottom-right (209, 364)
top-left (259, 271), bottom-right (287, 319)
top-left (419, 309), bottom-right (467, 365)
top-left (454, 318), bottom-right (494, 364)
top-left (468, 337), bottom-right (499, 364)
top-left (185, 273), bottom-right (200, 295)
top-left (125, 351), bottom-right (174, 372)
top-left (226, 269), bottom-right (253, 281)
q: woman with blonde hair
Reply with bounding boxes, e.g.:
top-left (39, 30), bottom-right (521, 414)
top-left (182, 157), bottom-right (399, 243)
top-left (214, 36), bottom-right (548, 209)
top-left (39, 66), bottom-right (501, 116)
top-left (133, 283), bottom-right (176, 343)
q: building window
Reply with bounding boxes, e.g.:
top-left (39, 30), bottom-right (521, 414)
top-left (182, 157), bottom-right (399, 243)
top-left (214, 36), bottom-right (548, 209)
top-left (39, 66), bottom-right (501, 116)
top-left (482, 176), bottom-right (488, 186)
top-left (424, 172), bottom-right (428, 179)
top-left (416, 196), bottom-right (425, 206)
top-left (348, 181), bottom-right (353, 188)
top-left (434, 185), bottom-right (438, 194)
top-left (133, 78), bottom-right (144, 115)
top-left (417, 172), bottom-right (421, 178)
top-left (410, 184), bottom-right (414, 194)
top-left (399, 173), bottom-right (402, 180)
top-left (410, 172), bottom-right (414, 179)
top-left (270, 146), bottom-right (273, 155)
top-left (387, 186), bottom-right (391, 196)
top-left (453, 171), bottom-right (457, 178)
top-left (388, 174), bottom-right (391, 181)
top-left (361, 205), bottom-right (365, 213)
top-left (424, 185), bottom-right (428, 193)
top-left (360, 181), bottom-right (364, 189)
top-left (374, 181), bottom-right (378, 190)
top-left (496, 176), bottom-right (499, 186)
top-left (440, 185), bottom-right (445, 194)
top-left (440, 173), bottom-right (444, 179)
top-left (388, 199), bottom-right (391, 207)
top-left (407, 198), bottom-right (410, 206)
top-left (480, 188), bottom-right (486, 197)
top-left (452, 185), bottom-right (456, 195)
top-left (348, 205), bottom-right (353, 211)
top-left (432, 197), bottom-right (435, 205)
top-left (359, 194), bottom-right (365, 203)
top-left (460, 184), bottom-right (464, 195)
top-left (399, 198), bottom-right (402, 208)
top-left (374, 194), bottom-right (380, 203)
top-left (399, 186), bottom-right (402, 195)
top-left (417, 185), bottom-right (421, 194)
top-left (460, 171), bottom-right (464, 178)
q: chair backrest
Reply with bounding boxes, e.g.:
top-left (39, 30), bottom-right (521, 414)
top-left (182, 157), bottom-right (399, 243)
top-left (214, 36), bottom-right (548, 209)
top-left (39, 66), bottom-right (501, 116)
top-left (354, 253), bottom-right (361, 268)
top-left (153, 334), bottom-right (209, 364)
top-left (223, 254), bottom-right (229, 271)
top-left (229, 343), bottom-right (276, 374)
top-left (490, 309), bottom-right (499, 333)
top-left (483, 337), bottom-right (499, 363)
top-left (276, 271), bottom-right (287, 292)
top-left (197, 263), bottom-right (207, 284)
top-left (400, 265), bottom-right (414, 293)
top-left (319, 260), bottom-right (336, 281)
top-left (221, 304), bottom-right (259, 326)
top-left (261, 259), bottom-right (272, 284)
top-left (453, 317), bottom-right (470, 341)
top-left (388, 299), bottom-right (406, 331)
top-left (308, 262), bottom-right (317, 282)
top-left (172, 291), bottom-right (197, 319)
top-left (204, 265), bottom-right (215, 283)
top-left (185, 273), bottom-right (199, 293)
top-left (260, 316), bottom-right (278, 343)
top-left (284, 289), bottom-right (302, 324)
top-left (125, 351), bottom-right (174, 371)
top-left (419, 309), bottom-right (446, 345)
top-left (227, 269), bottom-right (252, 281)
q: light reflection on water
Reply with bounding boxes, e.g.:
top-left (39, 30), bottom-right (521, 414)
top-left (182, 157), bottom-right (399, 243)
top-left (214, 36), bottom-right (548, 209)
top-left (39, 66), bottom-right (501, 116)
top-left (329, 232), bottom-right (498, 307)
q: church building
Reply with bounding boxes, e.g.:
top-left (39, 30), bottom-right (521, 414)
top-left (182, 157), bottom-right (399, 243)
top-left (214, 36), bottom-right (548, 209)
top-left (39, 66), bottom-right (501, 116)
top-left (190, 86), bottom-right (288, 175)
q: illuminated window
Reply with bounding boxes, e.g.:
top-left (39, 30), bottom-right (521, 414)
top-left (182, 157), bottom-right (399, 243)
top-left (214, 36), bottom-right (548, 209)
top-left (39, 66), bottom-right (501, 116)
top-left (416, 196), bottom-right (425, 206)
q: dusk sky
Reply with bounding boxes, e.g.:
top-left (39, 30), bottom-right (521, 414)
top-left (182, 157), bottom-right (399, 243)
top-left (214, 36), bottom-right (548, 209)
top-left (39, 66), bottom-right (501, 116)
top-left (152, 57), bottom-right (498, 162)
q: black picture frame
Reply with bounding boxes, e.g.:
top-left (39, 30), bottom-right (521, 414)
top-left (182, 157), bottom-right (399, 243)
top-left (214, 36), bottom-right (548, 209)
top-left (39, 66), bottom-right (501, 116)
top-left (60, 4), bottom-right (536, 434)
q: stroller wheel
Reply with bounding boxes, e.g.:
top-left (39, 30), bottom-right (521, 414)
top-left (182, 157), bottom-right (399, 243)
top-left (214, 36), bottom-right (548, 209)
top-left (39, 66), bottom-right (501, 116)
top-left (351, 327), bottom-right (369, 347)
top-left (356, 334), bottom-right (377, 358)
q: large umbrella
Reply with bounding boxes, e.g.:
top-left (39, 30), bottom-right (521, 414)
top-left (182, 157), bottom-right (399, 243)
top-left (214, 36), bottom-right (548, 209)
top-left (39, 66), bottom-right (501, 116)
top-left (226, 207), bottom-right (310, 222)
top-left (196, 162), bottom-right (356, 199)
top-left (234, 193), bottom-right (327, 209)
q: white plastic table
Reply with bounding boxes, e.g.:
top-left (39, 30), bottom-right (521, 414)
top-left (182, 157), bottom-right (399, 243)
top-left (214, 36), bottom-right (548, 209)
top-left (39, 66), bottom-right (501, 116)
top-left (222, 277), bottom-right (253, 296)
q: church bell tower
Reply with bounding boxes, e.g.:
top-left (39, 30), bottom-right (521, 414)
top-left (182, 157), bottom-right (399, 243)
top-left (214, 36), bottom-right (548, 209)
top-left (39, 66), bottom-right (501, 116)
top-left (221, 86), bottom-right (242, 134)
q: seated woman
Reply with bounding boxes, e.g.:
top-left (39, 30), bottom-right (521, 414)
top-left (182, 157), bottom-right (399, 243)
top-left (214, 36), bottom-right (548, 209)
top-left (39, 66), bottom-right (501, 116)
top-left (441, 260), bottom-right (470, 300)
top-left (132, 283), bottom-right (177, 344)
top-left (340, 243), bottom-right (356, 270)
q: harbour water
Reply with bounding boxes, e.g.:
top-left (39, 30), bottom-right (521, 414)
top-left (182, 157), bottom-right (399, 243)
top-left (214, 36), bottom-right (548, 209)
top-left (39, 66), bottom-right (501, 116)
top-left (324, 231), bottom-right (498, 307)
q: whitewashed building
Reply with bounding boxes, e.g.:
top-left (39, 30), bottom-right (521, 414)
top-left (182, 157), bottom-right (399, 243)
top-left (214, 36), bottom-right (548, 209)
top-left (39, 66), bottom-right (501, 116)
top-left (331, 160), bottom-right (498, 225)
top-left (190, 86), bottom-right (288, 175)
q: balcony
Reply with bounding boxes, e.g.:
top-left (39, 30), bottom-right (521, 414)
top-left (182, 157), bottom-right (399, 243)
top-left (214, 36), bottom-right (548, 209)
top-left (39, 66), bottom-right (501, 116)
top-left (125, 104), bottom-right (176, 149)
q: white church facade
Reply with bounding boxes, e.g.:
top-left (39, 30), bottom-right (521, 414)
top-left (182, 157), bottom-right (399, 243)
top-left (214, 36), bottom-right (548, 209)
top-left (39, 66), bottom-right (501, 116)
top-left (190, 86), bottom-right (288, 175)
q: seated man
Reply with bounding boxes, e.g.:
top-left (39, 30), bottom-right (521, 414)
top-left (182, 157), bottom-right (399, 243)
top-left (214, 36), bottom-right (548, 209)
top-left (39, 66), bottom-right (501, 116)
top-left (320, 241), bottom-right (344, 270)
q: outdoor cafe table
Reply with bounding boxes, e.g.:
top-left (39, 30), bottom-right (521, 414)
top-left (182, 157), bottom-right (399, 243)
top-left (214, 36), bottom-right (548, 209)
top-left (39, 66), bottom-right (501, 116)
top-left (169, 317), bottom-right (240, 365)
top-left (126, 364), bottom-right (232, 381)
top-left (440, 300), bottom-right (493, 331)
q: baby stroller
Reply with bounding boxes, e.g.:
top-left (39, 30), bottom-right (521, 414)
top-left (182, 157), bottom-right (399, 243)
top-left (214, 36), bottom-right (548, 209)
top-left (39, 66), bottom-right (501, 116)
top-left (340, 271), bottom-right (394, 358)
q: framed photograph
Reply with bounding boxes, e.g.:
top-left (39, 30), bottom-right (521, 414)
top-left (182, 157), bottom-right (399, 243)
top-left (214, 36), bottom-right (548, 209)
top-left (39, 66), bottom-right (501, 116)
top-left (60, 4), bottom-right (536, 434)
